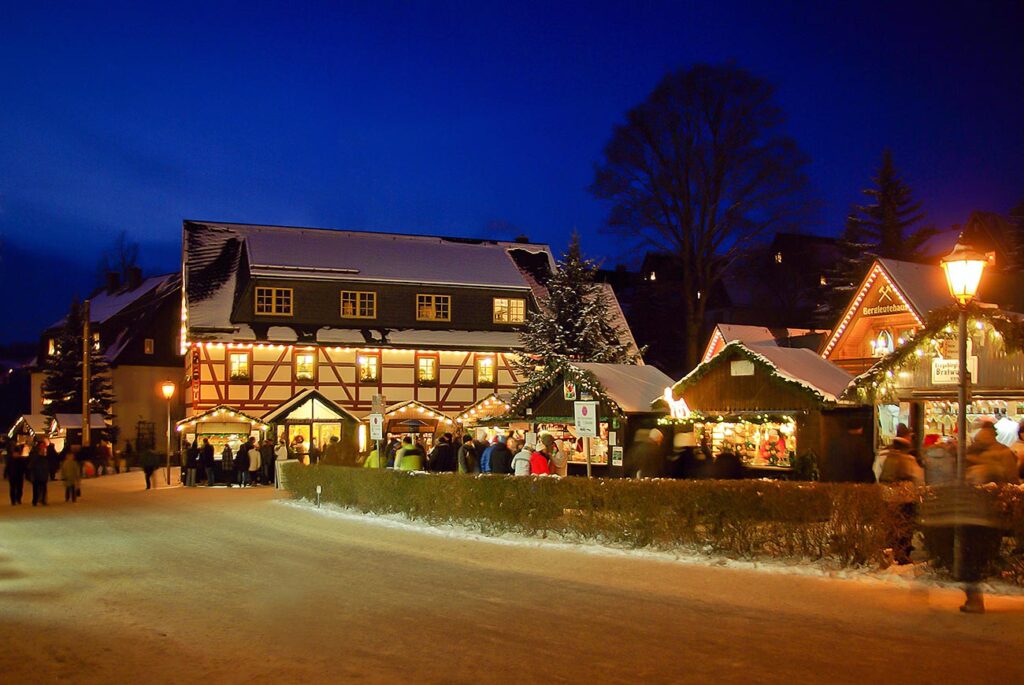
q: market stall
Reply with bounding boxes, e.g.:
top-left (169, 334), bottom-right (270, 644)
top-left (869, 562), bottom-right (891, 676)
top-left (262, 389), bottom-right (361, 464)
top-left (455, 393), bottom-right (521, 440)
top-left (176, 405), bottom-right (268, 481)
top-left (381, 399), bottom-right (456, 450)
top-left (507, 362), bottom-right (673, 477)
top-left (49, 413), bottom-right (110, 452)
top-left (666, 341), bottom-right (868, 480)
top-left (6, 414), bottom-right (50, 447)
top-left (848, 304), bottom-right (1024, 451)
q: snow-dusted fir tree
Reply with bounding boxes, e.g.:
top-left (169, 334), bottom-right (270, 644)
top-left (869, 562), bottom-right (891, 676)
top-left (821, 150), bottom-right (935, 324)
top-left (41, 299), bottom-right (115, 420)
top-left (511, 233), bottom-right (640, 404)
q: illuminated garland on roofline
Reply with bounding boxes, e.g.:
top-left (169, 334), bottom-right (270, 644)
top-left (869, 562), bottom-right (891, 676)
top-left (847, 303), bottom-right (1024, 403)
top-left (658, 412), bottom-right (799, 429)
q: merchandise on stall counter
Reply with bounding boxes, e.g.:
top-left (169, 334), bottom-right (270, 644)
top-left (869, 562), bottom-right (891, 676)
top-left (699, 419), bottom-right (796, 468)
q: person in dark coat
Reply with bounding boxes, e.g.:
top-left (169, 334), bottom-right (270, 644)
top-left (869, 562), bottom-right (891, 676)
top-left (46, 442), bottom-right (60, 481)
top-left (385, 438), bottom-right (401, 468)
top-left (235, 441), bottom-right (251, 487)
top-left (185, 441), bottom-right (200, 487)
top-left (426, 434), bottom-right (456, 472)
top-left (201, 439), bottom-right (216, 486)
top-left (259, 439), bottom-right (275, 481)
top-left (486, 436), bottom-right (516, 475)
top-left (627, 429), bottom-right (664, 478)
top-left (308, 438), bottom-right (322, 466)
top-left (712, 450), bottom-right (744, 479)
top-left (7, 441), bottom-right (27, 505)
top-left (140, 449), bottom-right (161, 489)
top-left (28, 441), bottom-right (50, 506)
top-left (457, 435), bottom-right (479, 474)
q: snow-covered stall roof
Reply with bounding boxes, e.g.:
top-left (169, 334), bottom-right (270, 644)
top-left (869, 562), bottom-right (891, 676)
top-left (52, 414), bottom-right (108, 431)
top-left (7, 414), bottom-right (50, 438)
top-left (572, 363), bottom-right (675, 414)
top-left (703, 324), bottom-right (828, 365)
top-left (876, 259), bottom-right (952, 320)
top-left (677, 341), bottom-right (854, 404)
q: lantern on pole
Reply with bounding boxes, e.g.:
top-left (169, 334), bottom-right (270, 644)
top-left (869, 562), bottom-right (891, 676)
top-left (160, 381), bottom-right (176, 485)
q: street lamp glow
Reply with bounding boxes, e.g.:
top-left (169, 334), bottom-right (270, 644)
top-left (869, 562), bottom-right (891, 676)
top-left (160, 381), bottom-right (176, 399)
top-left (940, 242), bottom-right (988, 304)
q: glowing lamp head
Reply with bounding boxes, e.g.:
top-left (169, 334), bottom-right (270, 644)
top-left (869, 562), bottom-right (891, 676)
top-left (160, 381), bottom-right (176, 400)
top-left (941, 242), bottom-right (989, 304)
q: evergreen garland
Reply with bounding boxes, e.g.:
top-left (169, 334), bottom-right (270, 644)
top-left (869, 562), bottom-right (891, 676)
top-left (40, 299), bottom-right (115, 420)
top-left (847, 303), bottom-right (1024, 402)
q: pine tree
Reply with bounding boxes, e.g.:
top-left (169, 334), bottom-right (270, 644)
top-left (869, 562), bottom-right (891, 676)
top-left (821, 150), bottom-right (935, 324)
top-left (511, 234), bottom-right (640, 405)
top-left (41, 299), bottom-right (115, 420)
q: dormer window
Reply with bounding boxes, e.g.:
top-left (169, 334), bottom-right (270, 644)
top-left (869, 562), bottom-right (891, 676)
top-left (255, 287), bottom-right (293, 316)
top-left (417, 294), bottom-right (450, 322)
top-left (92, 332), bottom-right (101, 351)
top-left (341, 291), bottom-right (376, 319)
top-left (493, 298), bottom-right (526, 324)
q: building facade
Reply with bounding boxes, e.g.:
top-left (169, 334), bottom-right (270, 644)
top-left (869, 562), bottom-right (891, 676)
top-left (181, 221), bottom-right (614, 448)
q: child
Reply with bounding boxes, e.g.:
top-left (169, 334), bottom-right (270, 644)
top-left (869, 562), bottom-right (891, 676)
top-left (61, 452), bottom-right (81, 503)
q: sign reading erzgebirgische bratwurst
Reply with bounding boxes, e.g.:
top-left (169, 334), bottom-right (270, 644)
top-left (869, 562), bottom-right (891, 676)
top-left (574, 401), bottom-right (599, 437)
top-left (931, 357), bottom-right (978, 385)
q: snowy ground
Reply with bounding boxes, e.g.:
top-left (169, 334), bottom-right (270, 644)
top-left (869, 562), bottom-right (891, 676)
top-left (2, 473), bottom-right (1024, 684)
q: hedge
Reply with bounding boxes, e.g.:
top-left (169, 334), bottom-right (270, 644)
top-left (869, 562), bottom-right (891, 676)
top-left (281, 464), bottom-right (1024, 581)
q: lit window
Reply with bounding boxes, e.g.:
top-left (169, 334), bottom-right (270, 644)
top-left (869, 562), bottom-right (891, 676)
top-left (92, 332), bottom-right (101, 351)
top-left (476, 355), bottom-right (495, 386)
top-left (775, 252), bottom-right (783, 264)
top-left (871, 330), bottom-right (894, 358)
top-left (649, 271), bottom-right (657, 281)
top-left (820, 275), bottom-right (827, 286)
top-left (416, 294), bottom-right (451, 321)
top-left (255, 287), bottom-right (293, 315)
top-left (229, 353), bottom-right (250, 380)
top-left (295, 352), bottom-right (316, 381)
top-left (417, 357), bottom-right (437, 385)
top-left (340, 291), bottom-right (376, 319)
top-left (47, 339), bottom-right (56, 356)
top-left (493, 298), bottom-right (526, 324)
top-left (144, 338), bottom-right (155, 355)
top-left (358, 354), bottom-right (378, 383)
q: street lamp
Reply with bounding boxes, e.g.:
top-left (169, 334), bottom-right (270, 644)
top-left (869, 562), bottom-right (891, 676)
top-left (160, 381), bottom-right (176, 486)
top-left (940, 241), bottom-right (988, 588)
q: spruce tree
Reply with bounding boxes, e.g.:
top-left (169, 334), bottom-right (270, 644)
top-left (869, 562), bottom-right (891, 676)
top-left (821, 150), bottom-right (935, 324)
top-left (41, 299), bottom-right (115, 420)
top-left (511, 233), bottom-right (640, 404)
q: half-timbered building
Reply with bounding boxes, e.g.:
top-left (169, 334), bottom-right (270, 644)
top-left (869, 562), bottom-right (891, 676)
top-left (181, 220), bottom-right (624, 449)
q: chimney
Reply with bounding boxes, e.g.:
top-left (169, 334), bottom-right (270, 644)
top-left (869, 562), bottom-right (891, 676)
top-left (106, 271), bottom-right (120, 294)
top-left (126, 266), bottom-right (143, 290)
top-left (514, 234), bottom-right (531, 244)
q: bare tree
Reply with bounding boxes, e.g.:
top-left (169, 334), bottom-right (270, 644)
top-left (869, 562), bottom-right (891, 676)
top-left (96, 230), bottom-right (140, 288)
top-left (591, 64), bottom-right (813, 370)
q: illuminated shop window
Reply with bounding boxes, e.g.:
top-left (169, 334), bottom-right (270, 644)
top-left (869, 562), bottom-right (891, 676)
top-left (871, 330), bottom-right (894, 357)
top-left (476, 355), bottom-right (496, 386)
top-left (493, 297), bottom-right (526, 324)
top-left (358, 354), bottom-right (378, 383)
top-left (229, 353), bottom-right (250, 381)
top-left (417, 357), bottom-right (437, 386)
top-left (295, 352), bottom-right (316, 381)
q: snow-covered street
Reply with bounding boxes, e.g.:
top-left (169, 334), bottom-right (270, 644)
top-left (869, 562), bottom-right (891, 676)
top-left (2, 473), bottom-right (1023, 684)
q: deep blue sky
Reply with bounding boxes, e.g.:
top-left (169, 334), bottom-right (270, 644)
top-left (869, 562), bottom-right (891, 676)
top-left (1, 1), bottom-right (1022, 343)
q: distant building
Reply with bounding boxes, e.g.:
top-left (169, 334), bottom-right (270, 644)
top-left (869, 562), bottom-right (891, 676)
top-left (30, 268), bottom-right (184, 453)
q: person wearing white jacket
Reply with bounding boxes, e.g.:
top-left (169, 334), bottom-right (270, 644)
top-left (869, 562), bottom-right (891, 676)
top-left (511, 441), bottom-right (533, 476)
top-left (248, 443), bottom-right (261, 485)
top-left (272, 440), bottom-right (290, 486)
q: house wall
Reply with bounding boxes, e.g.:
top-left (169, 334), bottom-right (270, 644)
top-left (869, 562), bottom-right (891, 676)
top-left (187, 343), bottom-right (519, 418)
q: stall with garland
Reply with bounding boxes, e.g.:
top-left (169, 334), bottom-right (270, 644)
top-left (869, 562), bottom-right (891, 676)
top-left (664, 341), bottom-right (868, 479)
top-left (176, 405), bottom-right (268, 481)
top-left (506, 362), bottom-right (674, 477)
top-left (848, 304), bottom-right (1024, 450)
top-left (455, 393), bottom-right (519, 439)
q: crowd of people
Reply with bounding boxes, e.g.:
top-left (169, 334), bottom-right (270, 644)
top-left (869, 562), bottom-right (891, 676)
top-left (359, 431), bottom-right (572, 476)
top-left (2, 436), bottom-right (126, 506)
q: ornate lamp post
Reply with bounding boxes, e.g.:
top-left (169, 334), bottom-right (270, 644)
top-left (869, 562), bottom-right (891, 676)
top-left (939, 241), bottom-right (988, 583)
top-left (160, 381), bottom-right (176, 486)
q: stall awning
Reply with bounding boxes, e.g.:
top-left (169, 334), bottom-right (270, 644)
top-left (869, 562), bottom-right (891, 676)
top-left (455, 393), bottom-right (512, 424)
top-left (384, 399), bottom-right (455, 433)
top-left (261, 389), bottom-right (360, 424)
top-left (52, 413), bottom-right (108, 431)
top-left (177, 405), bottom-right (268, 430)
top-left (7, 414), bottom-right (50, 438)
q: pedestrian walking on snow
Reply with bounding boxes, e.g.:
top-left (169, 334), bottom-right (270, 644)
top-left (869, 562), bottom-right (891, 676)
top-left (61, 452), bottom-right (81, 503)
top-left (201, 439), bottom-right (216, 486)
top-left (141, 449), bottom-right (161, 489)
top-left (248, 440), bottom-right (262, 485)
top-left (7, 441), bottom-right (27, 505)
top-left (28, 441), bottom-right (50, 506)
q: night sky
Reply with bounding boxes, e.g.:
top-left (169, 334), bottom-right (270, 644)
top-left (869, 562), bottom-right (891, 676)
top-left (1, 1), bottom-right (1022, 343)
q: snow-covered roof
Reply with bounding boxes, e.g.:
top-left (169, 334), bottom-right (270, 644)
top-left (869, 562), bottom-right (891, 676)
top-left (261, 389), bottom-right (360, 424)
top-left (386, 329), bottom-right (521, 350)
top-left (184, 220), bottom-right (557, 336)
top-left (598, 283), bottom-right (641, 359)
top-left (52, 413), bottom-right (108, 430)
top-left (47, 273), bottom-right (176, 329)
top-left (572, 363), bottom-right (674, 413)
top-left (876, 258), bottom-right (952, 320)
top-left (703, 324), bottom-right (828, 364)
top-left (7, 414), bottom-right (50, 437)
top-left (679, 341), bottom-right (854, 404)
